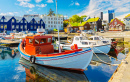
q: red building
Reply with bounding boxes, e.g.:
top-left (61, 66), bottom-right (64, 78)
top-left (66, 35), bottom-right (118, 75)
top-left (109, 18), bottom-right (125, 31)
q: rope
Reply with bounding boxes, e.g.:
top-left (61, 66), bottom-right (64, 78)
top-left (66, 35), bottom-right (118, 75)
top-left (92, 50), bottom-right (119, 66)
top-left (93, 46), bottom-right (122, 62)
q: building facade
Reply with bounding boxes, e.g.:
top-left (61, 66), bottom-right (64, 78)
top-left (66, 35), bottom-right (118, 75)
top-left (123, 14), bottom-right (130, 30)
top-left (109, 18), bottom-right (125, 31)
top-left (42, 15), bottom-right (63, 31)
top-left (0, 15), bottom-right (45, 34)
top-left (108, 10), bottom-right (115, 23)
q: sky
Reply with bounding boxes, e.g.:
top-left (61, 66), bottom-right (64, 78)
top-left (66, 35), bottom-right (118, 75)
top-left (0, 0), bottom-right (130, 21)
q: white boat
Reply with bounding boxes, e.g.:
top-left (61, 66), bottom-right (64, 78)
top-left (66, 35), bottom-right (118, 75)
top-left (58, 35), bottom-right (111, 54)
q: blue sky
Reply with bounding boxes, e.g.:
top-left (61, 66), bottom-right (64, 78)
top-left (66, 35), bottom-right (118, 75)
top-left (0, 0), bottom-right (130, 21)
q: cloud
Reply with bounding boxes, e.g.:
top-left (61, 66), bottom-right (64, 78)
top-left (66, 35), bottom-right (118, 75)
top-left (69, 1), bottom-right (80, 6)
top-left (75, 2), bottom-right (80, 6)
top-left (17, 0), bottom-right (30, 2)
top-left (47, 0), bottom-right (53, 3)
top-left (36, 4), bottom-right (47, 7)
top-left (26, 9), bottom-right (32, 13)
top-left (0, 12), bottom-right (19, 16)
top-left (35, 0), bottom-right (42, 3)
top-left (18, 1), bottom-right (35, 8)
top-left (78, 0), bottom-right (130, 21)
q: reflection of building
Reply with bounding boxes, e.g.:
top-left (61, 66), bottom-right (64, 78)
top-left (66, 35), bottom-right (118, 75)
top-left (109, 18), bottom-right (125, 31)
top-left (108, 10), bottom-right (115, 23)
top-left (123, 14), bottom-right (130, 30)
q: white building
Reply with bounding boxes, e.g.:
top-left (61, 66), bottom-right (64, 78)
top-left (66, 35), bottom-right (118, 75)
top-left (124, 14), bottom-right (130, 30)
top-left (102, 20), bottom-right (108, 31)
top-left (42, 15), bottom-right (63, 31)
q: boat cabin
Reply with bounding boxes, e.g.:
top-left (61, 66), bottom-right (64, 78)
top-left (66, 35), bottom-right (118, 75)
top-left (89, 36), bottom-right (103, 40)
top-left (24, 35), bottom-right (54, 55)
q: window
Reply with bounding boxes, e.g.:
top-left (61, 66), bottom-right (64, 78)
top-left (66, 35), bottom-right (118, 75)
top-left (1, 24), bottom-right (3, 28)
top-left (38, 21), bottom-right (40, 24)
top-left (75, 37), bottom-right (79, 41)
top-left (51, 21), bottom-right (53, 24)
top-left (51, 18), bottom-right (53, 20)
top-left (48, 25), bottom-right (50, 28)
top-left (85, 26), bottom-right (87, 28)
top-left (94, 37), bottom-right (99, 40)
top-left (12, 25), bottom-right (14, 29)
top-left (61, 22), bottom-right (63, 24)
top-left (48, 18), bottom-right (50, 20)
top-left (4, 25), bottom-right (7, 29)
top-left (51, 25), bottom-right (53, 27)
top-left (34, 26), bottom-right (36, 29)
top-left (31, 26), bottom-right (33, 29)
top-left (82, 42), bottom-right (88, 45)
top-left (16, 25), bottom-right (19, 29)
top-left (25, 20), bottom-right (27, 23)
top-left (40, 39), bottom-right (46, 44)
top-left (21, 20), bottom-right (23, 23)
top-left (54, 21), bottom-right (55, 24)
top-left (12, 19), bottom-right (15, 23)
top-left (31, 21), bottom-right (33, 24)
top-left (25, 25), bottom-right (27, 29)
top-left (34, 21), bottom-right (36, 24)
top-left (16, 20), bottom-right (19, 23)
top-left (89, 42), bottom-right (96, 45)
top-left (1, 19), bottom-right (3, 22)
top-left (41, 26), bottom-right (43, 28)
top-left (21, 25), bottom-right (23, 29)
top-left (54, 25), bottom-right (56, 28)
top-left (58, 21), bottom-right (60, 24)
top-left (38, 26), bottom-right (40, 28)
top-left (29, 39), bottom-right (33, 44)
top-left (48, 38), bottom-right (51, 42)
top-left (35, 39), bottom-right (39, 44)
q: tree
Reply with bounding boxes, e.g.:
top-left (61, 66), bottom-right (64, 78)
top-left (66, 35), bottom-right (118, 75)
top-left (63, 21), bottom-right (69, 27)
top-left (47, 8), bottom-right (55, 16)
top-left (69, 15), bottom-right (87, 23)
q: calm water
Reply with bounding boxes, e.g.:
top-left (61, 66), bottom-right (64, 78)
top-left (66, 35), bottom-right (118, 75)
top-left (0, 45), bottom-right (128, 82)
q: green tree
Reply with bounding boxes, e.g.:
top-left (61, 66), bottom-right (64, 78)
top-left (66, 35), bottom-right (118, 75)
top-left (47, 8), bottom-right (55, 16)
top-left (63, 21), bottom-right (69, 27)
top-left (69, 15), bottom-right (87, 23)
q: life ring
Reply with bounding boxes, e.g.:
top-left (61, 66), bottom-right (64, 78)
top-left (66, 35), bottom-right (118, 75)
top-left (30, 55), bottom-right (36, 64)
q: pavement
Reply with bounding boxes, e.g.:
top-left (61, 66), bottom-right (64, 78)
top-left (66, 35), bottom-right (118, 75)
top-left (109, 51), bottom-right (130, 82)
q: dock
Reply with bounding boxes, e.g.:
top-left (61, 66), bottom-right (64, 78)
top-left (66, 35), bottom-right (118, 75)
top-left (0, 40), bottom-right (20, 44)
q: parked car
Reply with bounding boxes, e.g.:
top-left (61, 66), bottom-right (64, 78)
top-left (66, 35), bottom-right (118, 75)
top-left (87, 30), bottom-right (94, 34)
top-left (100, 30), bottom-right (104, 33)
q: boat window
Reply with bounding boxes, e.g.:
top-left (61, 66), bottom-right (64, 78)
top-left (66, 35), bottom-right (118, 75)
top-left (89, 42), bottom-right (96, 45)
top-left (82, 42), bottom-right (88, 45)
top-left (80, 37), bottom-right (88, 40)
top-left (29, 39), bottom-right (33, 44)
top-left (48, 38), bottom-right (51, 43)
top-left (75, 37), bottom-right (79, 41)
top-left (35, 39), bottom-right (40, 44)
top-left (94, 37), bottom-right (99, 40)
top-left (102, 41), bottom-right (108, 43)
top-left (100, 36), bottom-right (104, 40)
top-left (40, 38), bottom-right (46, 44)
top-left (89, 38), bottom-right (93, 40)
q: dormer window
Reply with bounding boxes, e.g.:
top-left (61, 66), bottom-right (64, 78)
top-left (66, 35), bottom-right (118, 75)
top-left (21, 20), bottom-right (23, 23)
top-left (25, 20), bottom-right (27, 23)
top-left (1, 19), bottom-right (3, 22)
top-left (31, 21), bottom-right (33, 24)
top-left (34, 21), bottom-right (36, 24)
top-left (12, 19), bottom-right (15, 23)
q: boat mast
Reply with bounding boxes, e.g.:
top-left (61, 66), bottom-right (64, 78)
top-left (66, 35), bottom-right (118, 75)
top-left (56, 0), bottom-right (61, 53)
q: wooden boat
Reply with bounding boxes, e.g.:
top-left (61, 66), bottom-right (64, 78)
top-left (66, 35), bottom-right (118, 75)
top-left (18, 35), bottom-right (93, 71)
top-left (57, 36), bottom-right (111, 54)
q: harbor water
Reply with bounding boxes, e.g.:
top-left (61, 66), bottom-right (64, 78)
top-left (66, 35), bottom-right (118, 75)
top-left (0, 43), bottom-right (128, 82)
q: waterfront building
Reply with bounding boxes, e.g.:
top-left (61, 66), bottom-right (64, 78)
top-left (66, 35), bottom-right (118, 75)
top-left (0, 15), bottom-right (45, 34)
top-left (123, 14), bottom-right (130, 30)
top-left (102, 20), bottom-right (108, 31)
top-left (108, 10), bottom-right (115, 23)
top-left (109, 18), bottom-right (125, 31)
top-left (86, 17), bottom-right (102, 31)
top-left (42, 15), bottom-right (63, 31)
top-left (66, 21), bottom-right (90, 33)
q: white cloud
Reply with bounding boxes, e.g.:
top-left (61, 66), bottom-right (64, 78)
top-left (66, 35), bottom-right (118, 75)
top-left (47, 0), bottom-right (53, 3)
top-left (35, 0), bottom-right (42, 3)
top-left (17, 0), bottom-right (30, 2)
top-left (116, 13), bottom-right (130, 21)
top-left (69, 1), bottom-right (80, 6)
top-left (36, 4), bottom-right (47, 7)
top-left (19, 1), bottom-right (35, 8)
top-left (78, 0), bottom-right (130, 20)
top-left (0, 12), bottom-right (19, 16)
top-left (75, 2), bottom-right (80, 6)
top-left (26, 9), bottom-right (32, 13)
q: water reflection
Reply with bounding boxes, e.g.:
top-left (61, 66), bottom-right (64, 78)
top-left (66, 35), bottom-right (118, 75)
top-left (19, 57), bottom-right (89, 82)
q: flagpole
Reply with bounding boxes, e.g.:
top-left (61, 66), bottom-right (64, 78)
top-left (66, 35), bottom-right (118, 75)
top-left (56, 0), bottom-right (61, 53)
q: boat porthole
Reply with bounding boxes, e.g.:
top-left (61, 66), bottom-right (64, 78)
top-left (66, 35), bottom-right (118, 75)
top-left (30, 55), bottom-right (36, 64)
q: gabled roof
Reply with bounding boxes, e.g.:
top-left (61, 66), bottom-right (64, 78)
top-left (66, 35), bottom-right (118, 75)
top-left (86, 17), bottom-right (99, 22)
top-left (124, 14), bottom-right (130, 18)
top-left (110, 18), bottom-right (125, 25)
